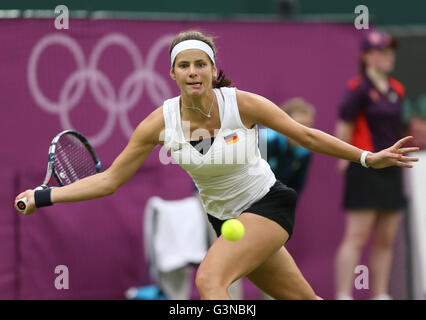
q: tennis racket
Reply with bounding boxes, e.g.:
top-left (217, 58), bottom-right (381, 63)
top-left (15, 130), bottom-right (101, 213)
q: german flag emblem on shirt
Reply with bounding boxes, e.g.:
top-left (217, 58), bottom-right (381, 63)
top-left (224, 133), bottom-right (239, 145)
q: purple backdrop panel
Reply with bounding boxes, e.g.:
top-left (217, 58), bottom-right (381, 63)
top-left (0, 168), bottom-right (19, 299)
top-left (0, 19), bottom-right (370, 299)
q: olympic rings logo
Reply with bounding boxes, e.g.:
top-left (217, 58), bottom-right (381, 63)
top-left (28, 33), bottom-right (176, 147)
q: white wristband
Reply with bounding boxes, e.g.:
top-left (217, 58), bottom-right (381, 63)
top-left (360, 151), bottom-right (372, 168)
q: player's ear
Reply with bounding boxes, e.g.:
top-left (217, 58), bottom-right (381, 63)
top-left (212, 65), bottom-right (217, 79)
top-left (170, 68), bottom-right (176, 81)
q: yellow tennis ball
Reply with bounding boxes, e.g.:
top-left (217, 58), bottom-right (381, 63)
top-left (221, 219), bottom-right (245, 241)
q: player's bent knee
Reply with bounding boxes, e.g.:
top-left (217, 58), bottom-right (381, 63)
top-left (195, 267), bottom-right (227, 296)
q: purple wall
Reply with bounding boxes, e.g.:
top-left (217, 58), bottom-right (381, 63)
top-left (1, 19), bottom-right (373, 299)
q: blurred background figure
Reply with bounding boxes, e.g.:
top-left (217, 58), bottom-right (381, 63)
top-left (334, 30), bottom-right (406, 300)
top-left (265, 98), bottom-right (316, 195)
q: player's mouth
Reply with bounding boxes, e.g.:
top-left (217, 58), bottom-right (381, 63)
top-left (187, 82), bottom-right (202, 88)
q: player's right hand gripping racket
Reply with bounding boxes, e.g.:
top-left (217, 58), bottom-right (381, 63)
top-left (15, 130), bottom-right (102, 213)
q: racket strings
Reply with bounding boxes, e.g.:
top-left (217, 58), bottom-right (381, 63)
top-left (54, 134), bottom-right (98, 185)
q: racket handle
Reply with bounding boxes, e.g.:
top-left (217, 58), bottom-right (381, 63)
top-left (15, 186), bottom-right (44, 213)
top-left (16, 197), bottom-right (27, 213)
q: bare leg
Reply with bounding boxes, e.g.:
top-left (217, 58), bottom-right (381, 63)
top-left (195, 212), bottom-right (318, 300)
top-left (369, 210), bottom-right (402, 299)
top-left (247, 246), bottom-right (318, 300)
top-left (334, 210), bottom-right (376, 299)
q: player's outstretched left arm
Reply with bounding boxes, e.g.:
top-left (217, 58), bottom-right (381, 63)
top-left (236, 90), bottom-right (419, 169)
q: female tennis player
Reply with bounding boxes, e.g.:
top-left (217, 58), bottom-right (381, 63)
top-left (15, 30), bottom-right (418, 300)
top-left (334, 30), bottom-right (409, 300)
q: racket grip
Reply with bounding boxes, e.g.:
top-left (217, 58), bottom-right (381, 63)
top-left (15, 186), bottom-right (44, 213)
top-left (16, 197), bottom-right (27, 213)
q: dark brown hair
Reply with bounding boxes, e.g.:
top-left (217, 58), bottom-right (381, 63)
top-left (169, 30), bottom-right (232, 88)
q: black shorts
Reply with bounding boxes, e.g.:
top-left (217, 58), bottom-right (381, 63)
top-left (343, 162), bottom-right (406, 211)
top-left (207, 180), bottom-right (298, 241)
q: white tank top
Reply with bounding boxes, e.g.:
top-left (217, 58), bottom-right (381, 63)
top-left (162, 87), bottom-right (276, 219)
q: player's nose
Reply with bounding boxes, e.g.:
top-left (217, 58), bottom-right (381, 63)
top-left (189, 64), bottom-right (197, 76)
